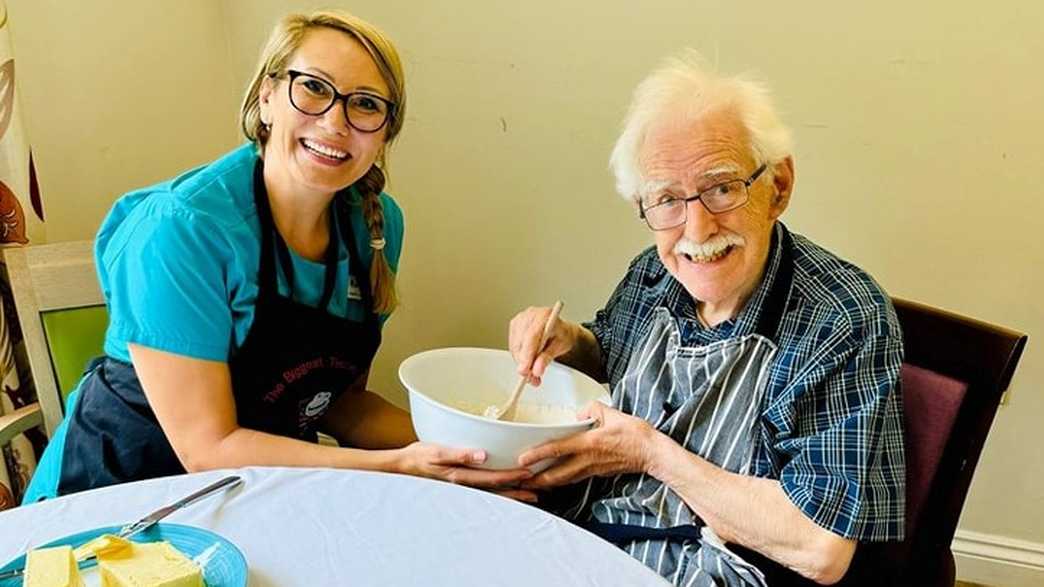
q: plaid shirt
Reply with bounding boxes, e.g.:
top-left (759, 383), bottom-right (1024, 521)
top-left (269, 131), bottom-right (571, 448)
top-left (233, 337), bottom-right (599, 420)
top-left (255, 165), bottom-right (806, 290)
top-left (584, 222), bottom-right (905, 541)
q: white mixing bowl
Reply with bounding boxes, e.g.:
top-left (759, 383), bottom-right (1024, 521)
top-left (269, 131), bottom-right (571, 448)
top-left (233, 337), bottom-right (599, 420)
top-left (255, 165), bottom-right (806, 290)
top-left (399, 347), bottom-right (611, 472)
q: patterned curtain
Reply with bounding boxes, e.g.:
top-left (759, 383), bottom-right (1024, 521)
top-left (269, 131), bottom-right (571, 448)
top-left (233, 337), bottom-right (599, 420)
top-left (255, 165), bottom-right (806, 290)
top-left (0, 0), bottom-right (47, 509)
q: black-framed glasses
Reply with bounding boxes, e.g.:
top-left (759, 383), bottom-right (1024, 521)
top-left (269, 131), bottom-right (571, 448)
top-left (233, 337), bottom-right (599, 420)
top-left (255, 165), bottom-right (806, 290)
top-left (638, 164), bottom-right (767, 231)
top-left (279, 69), bottom-right (395, 133)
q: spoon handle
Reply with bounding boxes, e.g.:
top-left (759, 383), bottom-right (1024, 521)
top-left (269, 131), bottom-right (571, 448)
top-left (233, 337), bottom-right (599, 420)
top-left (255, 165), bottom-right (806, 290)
top-left (498, 301), bottom-right (564, 421)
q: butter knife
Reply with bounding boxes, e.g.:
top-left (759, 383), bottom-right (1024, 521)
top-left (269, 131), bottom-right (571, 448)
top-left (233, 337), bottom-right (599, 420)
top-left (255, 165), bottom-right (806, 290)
top-left (0, 474), bottom-right (242, 581)
top-left (114, 475), bottom-right (242, 539)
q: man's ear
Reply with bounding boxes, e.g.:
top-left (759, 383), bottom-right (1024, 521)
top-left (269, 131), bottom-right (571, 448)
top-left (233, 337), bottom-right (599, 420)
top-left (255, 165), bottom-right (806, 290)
top-left (769, 156), bottom-right (795, 219)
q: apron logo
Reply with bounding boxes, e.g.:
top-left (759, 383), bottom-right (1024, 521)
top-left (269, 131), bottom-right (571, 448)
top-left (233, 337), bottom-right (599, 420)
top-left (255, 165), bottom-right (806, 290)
top-left (284, 357), bottom-right (327, 383)
top-left (348, 276), bottom-right (363, 301)
top-left (303, 391), bottom-right (333, 417)
top-left (264, 382), bottom-right (286, 403)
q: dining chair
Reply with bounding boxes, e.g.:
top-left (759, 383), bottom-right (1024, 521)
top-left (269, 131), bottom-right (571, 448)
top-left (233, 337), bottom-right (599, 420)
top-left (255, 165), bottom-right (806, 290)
top-left (0, 241), bottom-right (105, 448)
top-left (875, 297), bottom-right (1027, 586)
top-left (731, 297), bottom-right (1028, 586)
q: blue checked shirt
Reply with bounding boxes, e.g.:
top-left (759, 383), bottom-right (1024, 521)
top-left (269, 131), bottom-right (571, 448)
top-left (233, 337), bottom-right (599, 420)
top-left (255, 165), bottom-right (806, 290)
top-left (583, 222), bottom-right (906, 541)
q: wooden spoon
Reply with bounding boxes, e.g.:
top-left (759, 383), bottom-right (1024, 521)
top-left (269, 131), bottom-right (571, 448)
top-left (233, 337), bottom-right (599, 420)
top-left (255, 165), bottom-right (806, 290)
top-left (494, 301), bottom-right (564, 422)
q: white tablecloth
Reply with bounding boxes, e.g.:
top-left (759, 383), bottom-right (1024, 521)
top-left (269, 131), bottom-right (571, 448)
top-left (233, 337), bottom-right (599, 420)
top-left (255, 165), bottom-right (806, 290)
top-left (1, 467), bottom-right (667, 586)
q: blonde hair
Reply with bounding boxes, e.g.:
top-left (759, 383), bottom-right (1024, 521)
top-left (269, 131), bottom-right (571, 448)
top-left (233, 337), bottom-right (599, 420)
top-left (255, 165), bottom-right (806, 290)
top-left (240, 10), bottom-right (405, 313)
top-left (609, 50), bottom-right (792, 201)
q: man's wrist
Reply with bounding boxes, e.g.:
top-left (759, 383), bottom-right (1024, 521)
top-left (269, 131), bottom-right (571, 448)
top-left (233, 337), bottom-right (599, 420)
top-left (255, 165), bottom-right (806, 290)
top-left (563, 320), bottom-right (585, 355)
top-left (562, 322), bottom-right (606, 381)
top-left (559, 321), bottom-right (585, 365)
top-left (642, 427), bottom-right (678, 481)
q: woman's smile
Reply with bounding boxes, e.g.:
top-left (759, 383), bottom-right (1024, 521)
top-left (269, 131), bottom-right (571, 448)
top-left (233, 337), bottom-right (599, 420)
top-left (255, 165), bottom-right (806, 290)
top-left (300, 137), bottom-right (351, 166)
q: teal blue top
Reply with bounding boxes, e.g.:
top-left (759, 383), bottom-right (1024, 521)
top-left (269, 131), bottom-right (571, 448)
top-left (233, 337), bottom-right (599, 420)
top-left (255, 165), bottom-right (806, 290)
top-left (22, 144), bottom-right (404, 505)
top-left (96, 143), bottom-right (404, 362)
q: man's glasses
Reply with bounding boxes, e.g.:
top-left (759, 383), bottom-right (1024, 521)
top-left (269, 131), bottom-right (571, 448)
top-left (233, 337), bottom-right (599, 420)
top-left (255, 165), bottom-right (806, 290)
top-left (639, 164), bottom-right (767, 231)
top-left (279, 69), bottom-right (395, 133)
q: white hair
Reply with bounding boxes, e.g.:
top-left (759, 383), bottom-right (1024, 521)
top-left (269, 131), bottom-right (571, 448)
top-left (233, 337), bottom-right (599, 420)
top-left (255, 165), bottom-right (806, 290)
top-left (609, 50), bottom-right (793, 201)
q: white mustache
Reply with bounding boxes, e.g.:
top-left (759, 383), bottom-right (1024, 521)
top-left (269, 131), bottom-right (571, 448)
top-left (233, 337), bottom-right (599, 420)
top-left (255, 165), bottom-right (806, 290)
top-left (673, 233), bottom-right (745, 260)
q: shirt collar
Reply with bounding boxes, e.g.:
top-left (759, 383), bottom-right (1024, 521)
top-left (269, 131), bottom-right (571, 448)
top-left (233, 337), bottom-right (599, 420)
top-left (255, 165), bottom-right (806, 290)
top-left (730, 222), bottom-right (784, 337)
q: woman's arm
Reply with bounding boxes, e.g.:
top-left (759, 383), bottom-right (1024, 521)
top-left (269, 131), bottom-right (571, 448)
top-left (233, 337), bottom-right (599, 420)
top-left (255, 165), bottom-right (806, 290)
top-left (129, 344), bottom-right (395, 471)
top-left (129, 344), bottom-right (531, 488)
top-left (318, 370), bottom-right (417, 449)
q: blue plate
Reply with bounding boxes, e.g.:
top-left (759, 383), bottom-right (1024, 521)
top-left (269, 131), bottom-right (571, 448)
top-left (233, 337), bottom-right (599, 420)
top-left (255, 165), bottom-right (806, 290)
top-left (0, 523), bottom-right (247, 586)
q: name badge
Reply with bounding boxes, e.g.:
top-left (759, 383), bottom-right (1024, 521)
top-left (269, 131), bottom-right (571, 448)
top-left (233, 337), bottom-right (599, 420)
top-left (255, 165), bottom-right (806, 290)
top-left (348, 275), bottom-right (363, 301)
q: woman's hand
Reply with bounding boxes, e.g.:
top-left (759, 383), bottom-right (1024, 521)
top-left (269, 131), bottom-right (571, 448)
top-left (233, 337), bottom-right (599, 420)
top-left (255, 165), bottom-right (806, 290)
top-left (394, 442), bottom-right (535, 491)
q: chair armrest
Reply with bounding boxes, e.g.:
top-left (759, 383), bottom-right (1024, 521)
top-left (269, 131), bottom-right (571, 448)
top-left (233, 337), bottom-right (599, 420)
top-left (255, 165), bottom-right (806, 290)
top-left (0, 403), bottom-right (43, 446)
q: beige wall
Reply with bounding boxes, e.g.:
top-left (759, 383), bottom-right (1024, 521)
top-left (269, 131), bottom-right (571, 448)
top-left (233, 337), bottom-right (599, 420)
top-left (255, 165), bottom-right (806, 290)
top-left (7, 0), bottom-right (240, 242)
top-left (12, 0), bottom-right (1043, 554)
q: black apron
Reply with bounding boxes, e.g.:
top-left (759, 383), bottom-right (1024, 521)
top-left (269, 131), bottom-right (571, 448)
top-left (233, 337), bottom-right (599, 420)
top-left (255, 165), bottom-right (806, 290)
top-left (58, 159), bottom-right (381, 495)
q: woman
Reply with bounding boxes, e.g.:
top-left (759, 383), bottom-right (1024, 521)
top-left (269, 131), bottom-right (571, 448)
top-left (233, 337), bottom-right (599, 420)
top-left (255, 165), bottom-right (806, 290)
top-left (25, 11), bottom-right (530, 501)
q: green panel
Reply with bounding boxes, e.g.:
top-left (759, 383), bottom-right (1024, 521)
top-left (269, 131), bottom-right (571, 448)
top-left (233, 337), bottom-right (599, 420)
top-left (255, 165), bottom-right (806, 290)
top-left (40, 305), bottom-right (108, 403)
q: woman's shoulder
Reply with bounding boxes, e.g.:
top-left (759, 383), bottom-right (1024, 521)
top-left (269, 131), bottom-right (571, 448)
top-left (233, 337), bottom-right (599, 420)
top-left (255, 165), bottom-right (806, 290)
top-left (96, 144), bottom-right (261, 266)
top-left (110, 144), bottom-right (258, 223)
top-left (152, 143), bottom-right (259, 222)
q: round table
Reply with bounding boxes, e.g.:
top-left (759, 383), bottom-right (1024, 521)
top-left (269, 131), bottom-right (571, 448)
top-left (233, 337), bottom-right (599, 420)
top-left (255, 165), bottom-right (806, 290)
top-left (1, 467), bottom-right (667, 585)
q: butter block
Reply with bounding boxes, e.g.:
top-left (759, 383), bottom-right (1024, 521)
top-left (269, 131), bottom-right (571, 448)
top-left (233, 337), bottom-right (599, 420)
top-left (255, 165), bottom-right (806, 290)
top-left (24, 545), bottom-right (84, 587)
top-left (73, 534), bottom-right (132, 561)
top-left (99, 541), bottom-right (203, 587)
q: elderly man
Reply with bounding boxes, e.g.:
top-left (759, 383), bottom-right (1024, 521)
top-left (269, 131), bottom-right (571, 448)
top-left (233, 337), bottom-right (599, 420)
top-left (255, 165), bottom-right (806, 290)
top-left (508, 53), bottom-right (904, 586)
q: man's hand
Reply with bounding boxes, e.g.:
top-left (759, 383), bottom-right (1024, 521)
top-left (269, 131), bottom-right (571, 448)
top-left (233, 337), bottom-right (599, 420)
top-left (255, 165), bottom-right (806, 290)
top-left (518, 402), bottom-right (658, 488)
top-left (508, 306), bottom-right (579, 386)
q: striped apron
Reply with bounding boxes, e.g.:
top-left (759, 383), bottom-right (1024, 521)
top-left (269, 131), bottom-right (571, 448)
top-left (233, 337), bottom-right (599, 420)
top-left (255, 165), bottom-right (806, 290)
top-left (567, 234), bottom-right (794, 586)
